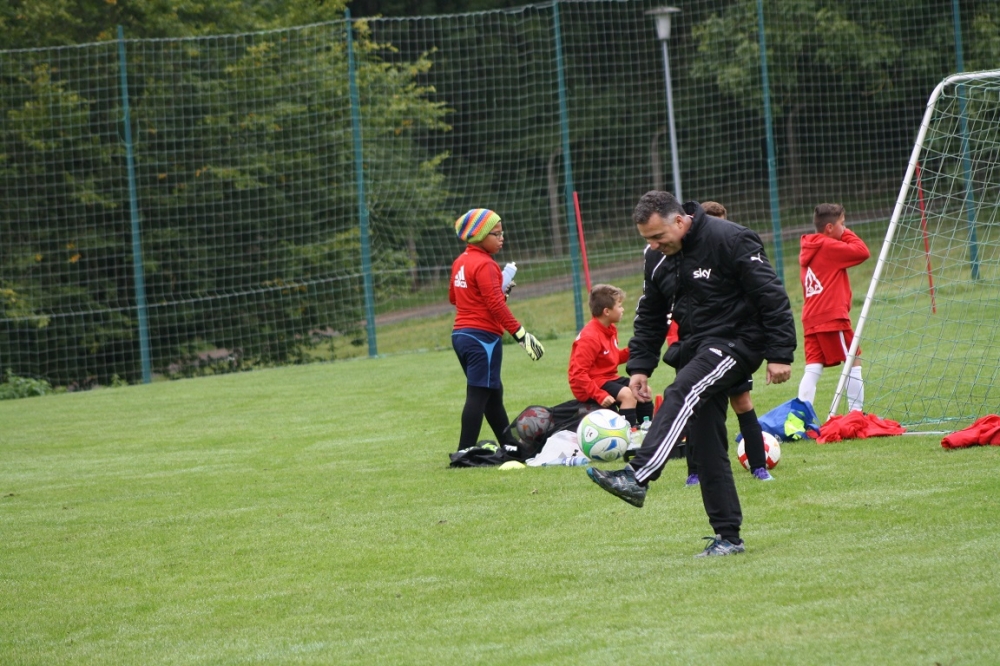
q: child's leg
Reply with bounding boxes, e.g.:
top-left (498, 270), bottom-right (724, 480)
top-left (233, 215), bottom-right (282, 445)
top-left (636, 399), bottom-right (654, 423)
top-left (602, 379), bottom-right (640, 427)
top-left (731, 393), bottom-right (766, 472)
top-left (482, 385), bottom-right (514, 443)
top-left (798, 363), bottom-right (823, 405)
top-left (615, 385), bottom-right (638, 427)
top-left (458, 385), bottom-right (492, 450)
top-left (685, 434), bottom-right (698, 479)
top-left (846, 359), bottom-right (864, 412)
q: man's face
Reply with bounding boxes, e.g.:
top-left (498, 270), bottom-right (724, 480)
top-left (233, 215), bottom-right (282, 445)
top-left (637, 212), bottom-right (689, 255)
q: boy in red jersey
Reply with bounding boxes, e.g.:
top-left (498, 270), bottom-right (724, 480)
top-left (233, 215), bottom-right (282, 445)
top-left (797, 203), bottom-right (871, 412)
top-left (449, 208), bottom-right (545, 453)
top-left (568, 284), bottom-right (652, 427)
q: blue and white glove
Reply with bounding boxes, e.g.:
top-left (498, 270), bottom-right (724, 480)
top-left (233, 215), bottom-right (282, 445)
top-left (514, 326), bottom-right (544, 361)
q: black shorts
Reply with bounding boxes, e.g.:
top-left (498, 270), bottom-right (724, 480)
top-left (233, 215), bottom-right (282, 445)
top-left (727, 376), bottom-right (753, 397)
top-left (601, 377), bottom-right (631, 398)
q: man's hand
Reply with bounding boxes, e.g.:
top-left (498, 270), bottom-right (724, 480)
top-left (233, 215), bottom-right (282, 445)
top-left (766, 363), bottom-right (792, 385)
top-left (629, 373), bottom-right (652, 402)
top-left (513, 326), bottom-right (544, 361)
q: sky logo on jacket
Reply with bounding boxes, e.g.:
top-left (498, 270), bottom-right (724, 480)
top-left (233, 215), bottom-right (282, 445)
top-left (693, 268), bottom-right (712, 280)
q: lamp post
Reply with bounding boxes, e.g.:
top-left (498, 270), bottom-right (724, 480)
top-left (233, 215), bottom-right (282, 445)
top-left (647, 6), bottom-right (682, 202)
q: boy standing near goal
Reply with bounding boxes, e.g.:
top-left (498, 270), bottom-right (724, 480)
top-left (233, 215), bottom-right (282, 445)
top-left (797, 203), bottom-right (871, 412)
top-left (450, 208), bottom-right (546, 453)
top-left (568, 284), bottom-right (653, 427)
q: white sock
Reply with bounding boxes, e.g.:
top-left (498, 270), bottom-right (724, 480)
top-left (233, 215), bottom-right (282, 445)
top-left (847, 365), bottom-right (864, 412)
top-left (798, 363), bottom-right (823, 405)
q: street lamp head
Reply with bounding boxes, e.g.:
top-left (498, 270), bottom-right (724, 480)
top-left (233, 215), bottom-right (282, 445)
top-left (646, 6), bottom-right (681, 41)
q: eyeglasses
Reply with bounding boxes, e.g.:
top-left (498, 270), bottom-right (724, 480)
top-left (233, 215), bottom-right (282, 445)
top-left (487, 231), bottom-right (504, 238)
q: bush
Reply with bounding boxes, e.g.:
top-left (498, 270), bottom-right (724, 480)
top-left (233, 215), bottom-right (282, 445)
top-left (0, 371), bottom-right (54, 400)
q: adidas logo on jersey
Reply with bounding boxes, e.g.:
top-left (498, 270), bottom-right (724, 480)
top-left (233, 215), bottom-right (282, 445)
top-left (804, 267), bottom-right (823, 297)
top-left (453, 266), bottom-right (467, 289)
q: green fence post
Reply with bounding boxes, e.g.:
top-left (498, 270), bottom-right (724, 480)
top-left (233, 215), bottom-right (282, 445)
top-left (952, 0), bottom-right (979, 280)
top-left (756, 0), bottom-right (784, 282)
top-left (346, 10), bottom-right (379, 356)
top-left (117, 26), bottom-right (152, 383)
top-left (553, 1), bottom-right (585, 332)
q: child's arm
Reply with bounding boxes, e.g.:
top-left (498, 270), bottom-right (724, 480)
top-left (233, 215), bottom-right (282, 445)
top-left (474, 261), bottom-right (521, 334)
top-left (618, 345), bottom-right (630, 366)
top-left (568, 336), bottom-right (611, 405)
top-left (827, 228), bottom-right (871, 267)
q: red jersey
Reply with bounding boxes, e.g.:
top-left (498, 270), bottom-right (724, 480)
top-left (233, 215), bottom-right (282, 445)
top-left (568, 318), bottom-right (629, 403)
top-left (799, 228), bottom-right (870, 335)
top-left (449, 245), bottom-right (521, 336)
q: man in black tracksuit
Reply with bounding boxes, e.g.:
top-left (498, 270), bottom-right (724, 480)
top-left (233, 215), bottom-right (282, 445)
top-left (587, 191), bottom-right (796, 557)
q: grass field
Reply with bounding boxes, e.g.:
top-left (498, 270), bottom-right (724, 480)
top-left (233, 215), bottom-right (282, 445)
top-left (3, 319), bottom-right (1000, 664)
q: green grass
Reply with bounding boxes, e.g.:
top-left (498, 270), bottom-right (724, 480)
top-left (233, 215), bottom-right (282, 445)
top-left (3, 329), bottom-right (1000, 665)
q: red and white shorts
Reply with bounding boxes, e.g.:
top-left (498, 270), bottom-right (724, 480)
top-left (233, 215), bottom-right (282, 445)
top-left (804, 329), bottom-right (860, 367)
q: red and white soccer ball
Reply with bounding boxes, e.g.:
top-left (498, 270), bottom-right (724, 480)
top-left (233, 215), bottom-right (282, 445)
top-left (737, 431), bottom-right (781, 470)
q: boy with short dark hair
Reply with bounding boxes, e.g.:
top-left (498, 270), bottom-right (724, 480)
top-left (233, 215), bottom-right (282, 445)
top-left (568, 284), bottom-right (652, 427)
top-left (797, 203), bottom-right (871, 412)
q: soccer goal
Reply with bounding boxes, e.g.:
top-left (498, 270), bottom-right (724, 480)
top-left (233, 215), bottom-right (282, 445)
top-left (830, 70), bottom-right (1000, 432)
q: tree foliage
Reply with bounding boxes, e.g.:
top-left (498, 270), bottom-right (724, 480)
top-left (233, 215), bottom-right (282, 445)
top-left (0, 1), bottom-right (452, 385)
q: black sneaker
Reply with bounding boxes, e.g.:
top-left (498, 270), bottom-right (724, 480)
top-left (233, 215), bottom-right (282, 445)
top-left (695, 534), bottom-right (746, 557)
top-left (586, 466), bottom-right (646, 508)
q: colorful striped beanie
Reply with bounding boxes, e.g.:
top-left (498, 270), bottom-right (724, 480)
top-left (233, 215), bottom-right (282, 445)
top-left (455, 208), bottom-right (501, 243)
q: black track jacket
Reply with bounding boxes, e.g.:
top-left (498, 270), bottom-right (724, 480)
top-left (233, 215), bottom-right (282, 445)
top-left (626, 202), bottom-right (797, 379)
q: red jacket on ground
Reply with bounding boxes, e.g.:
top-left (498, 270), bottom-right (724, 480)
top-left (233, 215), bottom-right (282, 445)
top-left (799, 228), bottom-right (870, 334)
top-left (449, 245), bottom-right (521, 336)
top-left (568, 318), bottom-right (629, 404)
top-left (817, 412), bottom-right (905, 443)
top-left (941, 415), bottom-right (1000, 449)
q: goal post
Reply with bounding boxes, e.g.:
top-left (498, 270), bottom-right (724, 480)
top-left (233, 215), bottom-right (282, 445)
top-left (830, 69), bottom-right (1000, 431)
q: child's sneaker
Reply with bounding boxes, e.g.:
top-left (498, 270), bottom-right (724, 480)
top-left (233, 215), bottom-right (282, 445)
top-left (695, 534), bottom-right (746, 557)
top-left (685, 473), bottom-right (699, 486)
top-left (751, 467), bottom-right (774, 481)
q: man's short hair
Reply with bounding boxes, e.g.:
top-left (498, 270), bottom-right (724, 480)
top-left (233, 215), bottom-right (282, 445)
top-left (701, 201), bottom-right (727, 219)
top-left (589, 284), bottom-right (625, 317)
top-left (633, 190), bottom-right (684, 225)
top-left (813, 203), bottom-right (845, 232)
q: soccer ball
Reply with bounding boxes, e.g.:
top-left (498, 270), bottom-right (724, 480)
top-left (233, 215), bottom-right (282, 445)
top-left (737, 431), bottom-right (781, 470)
top-left (576, 409), bottom-right (630, 462)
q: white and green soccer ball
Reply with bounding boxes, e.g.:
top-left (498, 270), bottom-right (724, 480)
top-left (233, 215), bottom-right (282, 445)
top-left (576, 409), bottom-right (630, 462)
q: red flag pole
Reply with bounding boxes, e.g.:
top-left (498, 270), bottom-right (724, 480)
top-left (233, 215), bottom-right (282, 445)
top-left (573, 191), bottom-right (592, 293)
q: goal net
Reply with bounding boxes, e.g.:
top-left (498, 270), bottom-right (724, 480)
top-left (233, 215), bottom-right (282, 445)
top-left (831, 70), bottom-right (1000, 432)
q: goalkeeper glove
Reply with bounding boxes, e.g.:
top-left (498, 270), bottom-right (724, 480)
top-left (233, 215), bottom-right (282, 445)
top-left (514, 326), bottom-right (544, 361)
